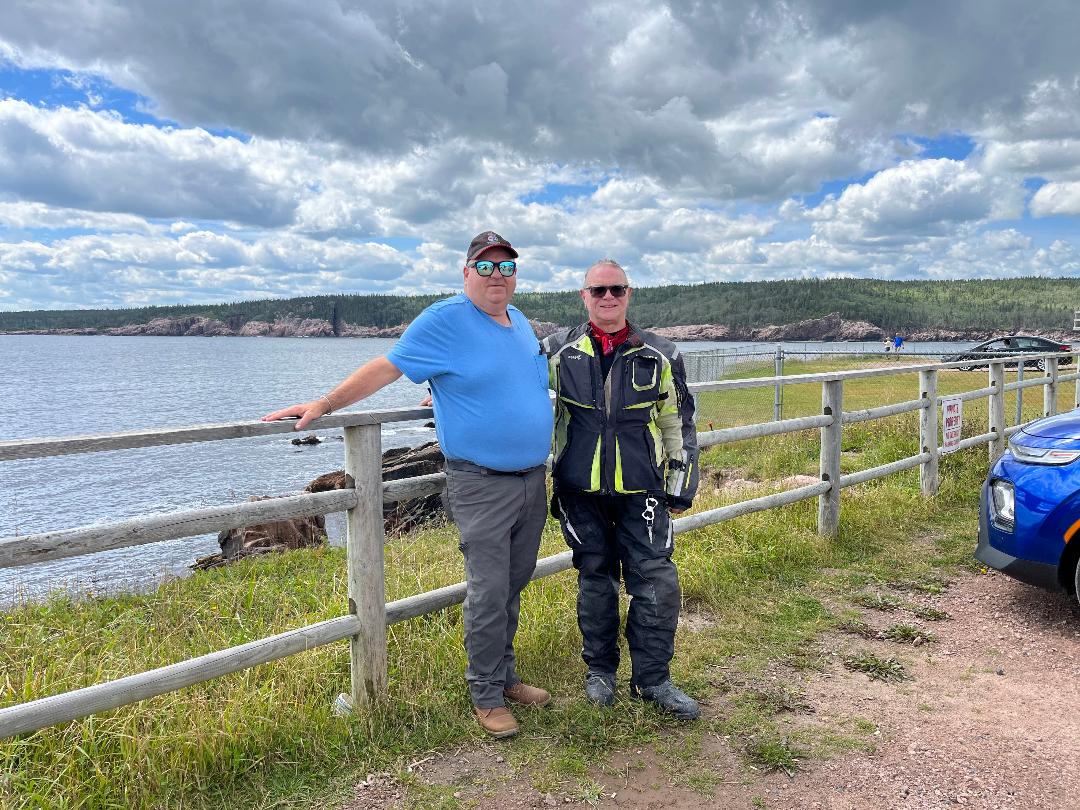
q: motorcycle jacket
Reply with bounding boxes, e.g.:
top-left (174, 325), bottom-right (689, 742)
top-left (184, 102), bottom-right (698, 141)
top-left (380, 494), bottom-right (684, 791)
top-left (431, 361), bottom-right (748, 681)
top-left (542, 323), bottom-right (699, 509)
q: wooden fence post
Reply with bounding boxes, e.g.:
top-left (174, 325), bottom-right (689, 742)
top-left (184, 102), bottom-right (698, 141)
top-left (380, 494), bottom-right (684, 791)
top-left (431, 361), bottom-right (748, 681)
top-left (1015, 362), bottom-right (1025, 426)
top-left (988, 362), bottom-right (1006, 462)
top-left (1044, 357), bottom-right (1059, 418)
top-left (919, 369), bottom-right (939, 496)
top-left (1075, 351), bottom-right (1080, 409)
top-left (818, 379), bottom-right (843, 537)
top-left (773, 345), bottom-right (783, 422)
top-left (340, 423), bottom-right (387, 711)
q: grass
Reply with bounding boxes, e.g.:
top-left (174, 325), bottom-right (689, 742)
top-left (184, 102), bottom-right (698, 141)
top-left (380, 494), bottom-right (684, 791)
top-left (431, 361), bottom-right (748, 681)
top-left (882, 624), bottom-right (937, 645)
top-left (0, 357), bottom-right (997, 809)
top-left (911, 605), bottom-right (951, 622)
top-left (841, 651), bottom-right (910, 682)
top-left (836, 617), bottom-right (877, 639)
top-left (848, 591), bottom-right (904, 612)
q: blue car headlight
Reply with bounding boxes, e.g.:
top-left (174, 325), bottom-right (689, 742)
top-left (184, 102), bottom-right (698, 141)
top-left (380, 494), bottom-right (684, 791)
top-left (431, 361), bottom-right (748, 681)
top-left (1008, 440), bottom-right (1080, 465)
top-left (990, 479), bottom-right (1015, 531)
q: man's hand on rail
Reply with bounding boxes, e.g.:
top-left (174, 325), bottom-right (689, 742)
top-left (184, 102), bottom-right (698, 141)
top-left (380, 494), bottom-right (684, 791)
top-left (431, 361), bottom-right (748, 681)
top-left (260, 357), bottom-right (405, 431)
top-left (670, 507), bottom-right (686, 515)
top-left (261, 400), bottom-right (328, 431)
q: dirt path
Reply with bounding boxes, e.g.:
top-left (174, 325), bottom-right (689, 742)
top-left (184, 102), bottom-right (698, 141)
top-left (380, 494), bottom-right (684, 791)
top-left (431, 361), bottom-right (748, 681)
top-left (344, 572), bottom-right (1080, 809)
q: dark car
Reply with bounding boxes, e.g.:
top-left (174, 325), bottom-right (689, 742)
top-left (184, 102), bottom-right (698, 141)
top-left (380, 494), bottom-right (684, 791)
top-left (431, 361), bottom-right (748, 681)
top-left (977, 408), bottom-right (1080, 602)
top-left (944, 335), bottom-right (1072, 371)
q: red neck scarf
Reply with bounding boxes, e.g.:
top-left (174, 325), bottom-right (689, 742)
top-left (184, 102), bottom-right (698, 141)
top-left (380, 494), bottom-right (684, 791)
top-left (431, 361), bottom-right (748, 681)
top-left (589, 321), bottom-right (631, 355)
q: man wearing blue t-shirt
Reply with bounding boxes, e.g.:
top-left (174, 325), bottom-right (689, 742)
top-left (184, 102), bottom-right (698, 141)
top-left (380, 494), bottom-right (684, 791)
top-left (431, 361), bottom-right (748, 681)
top-left (263, 232), bottom-right (554, 739)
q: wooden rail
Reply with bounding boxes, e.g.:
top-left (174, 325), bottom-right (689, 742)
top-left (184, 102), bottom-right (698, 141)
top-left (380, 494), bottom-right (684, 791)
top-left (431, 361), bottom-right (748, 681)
top-left (2, 350), bottom-right (1077, 739)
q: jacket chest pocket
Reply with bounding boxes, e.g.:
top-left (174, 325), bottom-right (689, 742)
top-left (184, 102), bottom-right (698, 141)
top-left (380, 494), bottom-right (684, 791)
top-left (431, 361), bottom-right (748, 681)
top-left (623, 356), bottom-right (661, 408)
top-left (559, 355), bottom-right (598, 407)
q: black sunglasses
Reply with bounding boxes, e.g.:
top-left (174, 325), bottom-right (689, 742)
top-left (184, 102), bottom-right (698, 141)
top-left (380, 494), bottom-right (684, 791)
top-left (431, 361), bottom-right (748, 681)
top-left (469, 259), bottom-right (517, 277)
top-left (584, 284), bottom-right (629, 299)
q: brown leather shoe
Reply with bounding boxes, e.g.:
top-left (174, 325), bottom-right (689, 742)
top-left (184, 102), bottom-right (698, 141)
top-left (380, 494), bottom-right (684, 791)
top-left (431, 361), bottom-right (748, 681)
top-left (475, 706), bottom-right (518, 738)
top-left (503, 682), bottom-right (551, 707)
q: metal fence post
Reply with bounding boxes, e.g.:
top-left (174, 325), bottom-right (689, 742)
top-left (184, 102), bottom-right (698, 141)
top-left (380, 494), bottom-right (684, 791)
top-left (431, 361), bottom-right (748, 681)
top-left (340, 423), bottom-right (387, 711)
top-left (989, 362), bottom-right (1006, 462)
top-left (818, 379), bottom-right (843, 537)
top-left (1015, 362), bottom-right (1024, 426)
top-left (773, 344), bottom-right (784, 422)
top-left (1044, 357), bottom-right (1059, 417)
top-left (919, 369), bottom-right (939, 496)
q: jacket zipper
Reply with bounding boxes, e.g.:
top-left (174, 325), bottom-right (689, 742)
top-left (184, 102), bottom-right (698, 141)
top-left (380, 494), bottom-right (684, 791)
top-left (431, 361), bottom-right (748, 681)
top-left (596, 345), bottom-right (609, 493)
top-left (600, 348), bottom-right (620, 495)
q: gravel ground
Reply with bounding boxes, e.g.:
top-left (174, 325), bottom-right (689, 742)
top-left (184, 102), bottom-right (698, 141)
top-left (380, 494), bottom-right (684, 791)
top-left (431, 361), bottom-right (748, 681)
top-left (342, 571), bottom-right (1080, 809)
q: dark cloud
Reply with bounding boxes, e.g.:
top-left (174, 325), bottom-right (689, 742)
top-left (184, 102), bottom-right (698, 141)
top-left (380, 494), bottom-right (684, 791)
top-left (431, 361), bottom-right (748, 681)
top-left (0, 0), bottom-right (1078, 309)
top-left (4, 1), bottom-right (1077, 196)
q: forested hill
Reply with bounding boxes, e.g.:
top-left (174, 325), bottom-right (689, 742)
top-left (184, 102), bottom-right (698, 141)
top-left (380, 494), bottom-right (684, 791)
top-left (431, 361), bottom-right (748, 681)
top-left (3, 277), bottom-right (1080, 333)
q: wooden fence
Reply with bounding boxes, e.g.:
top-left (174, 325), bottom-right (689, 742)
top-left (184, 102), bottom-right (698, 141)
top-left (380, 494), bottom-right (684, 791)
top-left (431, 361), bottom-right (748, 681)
top-left (1, 352), bottom-right (1077, 739)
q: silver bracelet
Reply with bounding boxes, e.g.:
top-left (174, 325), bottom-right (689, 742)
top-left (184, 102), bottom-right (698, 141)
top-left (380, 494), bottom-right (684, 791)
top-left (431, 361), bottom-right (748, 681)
top-left (320, 394), bottom-right (335, 414)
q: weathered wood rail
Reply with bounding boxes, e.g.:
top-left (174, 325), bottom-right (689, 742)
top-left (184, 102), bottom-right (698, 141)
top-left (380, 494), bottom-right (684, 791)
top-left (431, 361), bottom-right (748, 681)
top-left (1, 352), bottom-right (1077, 739)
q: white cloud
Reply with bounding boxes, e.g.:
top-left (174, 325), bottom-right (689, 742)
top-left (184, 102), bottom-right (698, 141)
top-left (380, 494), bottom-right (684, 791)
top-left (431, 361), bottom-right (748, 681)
top-left (0, 99), bottom-right (298, 226)
top-left (981, 138), bottom-right (1080, 182)
top-left (0, 201), bottom-right (152, 232)
top-left (808, 159), bottom-right (1023, 245)
top-left (1031, 182), bottom-right (1080, 217)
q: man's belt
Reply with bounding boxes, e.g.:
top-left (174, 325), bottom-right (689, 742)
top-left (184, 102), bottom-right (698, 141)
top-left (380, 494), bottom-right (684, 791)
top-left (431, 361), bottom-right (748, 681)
top-left (445, 459), bottom-right (545, 477)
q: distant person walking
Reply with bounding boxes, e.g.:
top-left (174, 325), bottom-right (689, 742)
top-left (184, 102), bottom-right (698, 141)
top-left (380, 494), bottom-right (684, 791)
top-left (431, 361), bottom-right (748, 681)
top-left (882, 336), bottom-right (891, 355)
top-left (893, 334), bottom-right (904, 356)
top-left (262, 231), bottom-right (554, 739)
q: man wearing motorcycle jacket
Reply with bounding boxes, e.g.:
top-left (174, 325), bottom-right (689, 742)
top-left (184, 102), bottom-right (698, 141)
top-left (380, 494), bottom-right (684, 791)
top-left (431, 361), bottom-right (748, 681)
top-left (541, 259), bottom-right (700, 720)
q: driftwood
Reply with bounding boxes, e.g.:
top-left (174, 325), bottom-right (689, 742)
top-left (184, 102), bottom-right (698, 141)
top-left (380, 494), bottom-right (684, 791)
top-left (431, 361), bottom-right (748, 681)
top-left (305, 440), bottom-right (447, 535)
top-left (192, 442), bottom-right (447, 569)
top-left (192, 496), bottom-right (327, 569)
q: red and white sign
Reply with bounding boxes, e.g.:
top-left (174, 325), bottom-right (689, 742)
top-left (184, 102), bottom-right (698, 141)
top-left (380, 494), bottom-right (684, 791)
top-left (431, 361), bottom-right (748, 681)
top-left (941, 397), bottom-right (963, 454)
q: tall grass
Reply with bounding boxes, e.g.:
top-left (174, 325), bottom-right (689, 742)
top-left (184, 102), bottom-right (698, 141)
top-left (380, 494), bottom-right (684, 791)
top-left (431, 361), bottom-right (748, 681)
top-left (1, 360), bottom-right (1003, 808)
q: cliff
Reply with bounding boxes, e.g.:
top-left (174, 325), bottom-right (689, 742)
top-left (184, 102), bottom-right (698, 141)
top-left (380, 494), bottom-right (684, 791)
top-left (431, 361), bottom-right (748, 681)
top-left (7, 312), bottom-right (1075, 342)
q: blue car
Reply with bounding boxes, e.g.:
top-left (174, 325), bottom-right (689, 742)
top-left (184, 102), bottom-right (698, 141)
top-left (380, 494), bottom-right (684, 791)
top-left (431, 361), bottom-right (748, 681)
top-left (977, 409), bottom-right (1080, 600)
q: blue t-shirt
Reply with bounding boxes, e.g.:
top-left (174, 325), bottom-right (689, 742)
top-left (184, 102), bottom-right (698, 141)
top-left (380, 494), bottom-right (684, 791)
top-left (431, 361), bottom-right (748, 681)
top-left (386, 294), bottom-right (553, 471)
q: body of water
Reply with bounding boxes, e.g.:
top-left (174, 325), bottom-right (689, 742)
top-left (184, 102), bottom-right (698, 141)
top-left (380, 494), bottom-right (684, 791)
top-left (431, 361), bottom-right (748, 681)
top-left (0, 334), bottom-right (974, 604)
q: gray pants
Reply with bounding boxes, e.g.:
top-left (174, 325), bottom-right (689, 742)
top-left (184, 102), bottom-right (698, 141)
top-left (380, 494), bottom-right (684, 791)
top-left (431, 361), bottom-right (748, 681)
top-left (446, 462), bottom-right (548, 708)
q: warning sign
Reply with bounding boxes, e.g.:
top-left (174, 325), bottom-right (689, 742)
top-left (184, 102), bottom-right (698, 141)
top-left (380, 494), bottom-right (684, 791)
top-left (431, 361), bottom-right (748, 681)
top-left (941, 397), bottom-right (963, 454)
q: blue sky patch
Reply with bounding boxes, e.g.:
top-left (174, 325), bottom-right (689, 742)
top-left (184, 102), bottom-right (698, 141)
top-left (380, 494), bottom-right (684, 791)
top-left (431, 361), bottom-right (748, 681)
top-left (0, 63), bottom-right (167, 127)
top-left (910, 133), bottom-right (975, 161)
top-left (204, 126), bottom-right (252, 143)
top-left (521, 182), bottom-right (599, 206)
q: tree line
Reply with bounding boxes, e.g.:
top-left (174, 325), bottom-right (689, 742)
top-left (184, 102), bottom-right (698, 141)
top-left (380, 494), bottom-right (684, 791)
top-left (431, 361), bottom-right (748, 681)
top-left (4, 277), bottom-right (1080, 333)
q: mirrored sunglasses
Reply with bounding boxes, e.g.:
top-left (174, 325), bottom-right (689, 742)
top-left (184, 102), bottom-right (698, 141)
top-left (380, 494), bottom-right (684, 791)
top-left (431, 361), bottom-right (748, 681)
top-left (470, 260), bottom-right (517, 277)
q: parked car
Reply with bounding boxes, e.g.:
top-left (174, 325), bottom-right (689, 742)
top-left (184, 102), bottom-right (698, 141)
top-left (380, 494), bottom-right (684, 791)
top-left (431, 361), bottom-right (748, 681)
top-left (977, 408), bottom-right (1080, 603)
top-left (944, 335), bottom-right (1072, 372)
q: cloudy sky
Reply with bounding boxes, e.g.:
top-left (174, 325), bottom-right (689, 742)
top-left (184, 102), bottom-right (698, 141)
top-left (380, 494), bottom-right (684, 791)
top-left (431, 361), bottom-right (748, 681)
top-left (1, 0), bottom-right (1079, 311)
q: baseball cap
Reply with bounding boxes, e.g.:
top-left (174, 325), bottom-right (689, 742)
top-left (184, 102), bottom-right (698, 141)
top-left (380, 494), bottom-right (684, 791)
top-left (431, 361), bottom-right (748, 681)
top-left (466, 231), bottom-right (519, 262)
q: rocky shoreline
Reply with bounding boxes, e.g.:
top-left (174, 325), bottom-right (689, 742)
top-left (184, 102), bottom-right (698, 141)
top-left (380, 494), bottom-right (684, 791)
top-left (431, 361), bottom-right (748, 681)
top-left (5, 311), bottom-right (1075, 343)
